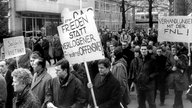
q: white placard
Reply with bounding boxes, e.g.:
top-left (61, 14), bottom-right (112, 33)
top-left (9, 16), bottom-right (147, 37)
top-left (61, 7), bottom-right (94, 24)
top-left (58, 12), bottom-right (105, 64)
top-left (158, 16), bottom-right (192, 42)
top-left (3, 36), bottom-right (26, 59)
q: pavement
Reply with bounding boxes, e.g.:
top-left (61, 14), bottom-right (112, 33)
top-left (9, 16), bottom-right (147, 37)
top-left (46, 62), bottom-right (192, 108)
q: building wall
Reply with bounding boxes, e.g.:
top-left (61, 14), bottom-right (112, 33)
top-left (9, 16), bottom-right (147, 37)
top-left (94, 0), bottom-right (132, 31)
top-left (10, 0), bottom-right (130, 36)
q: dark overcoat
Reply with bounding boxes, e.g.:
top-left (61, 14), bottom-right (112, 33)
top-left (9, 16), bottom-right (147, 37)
top-left (31, 69), bottom-right (52, 108)
top-left (90, 72), bottom-right (121, 108)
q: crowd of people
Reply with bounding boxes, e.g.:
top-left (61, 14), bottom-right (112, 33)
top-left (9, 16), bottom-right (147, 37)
top-left (0, 27), bottom-right (191, 108)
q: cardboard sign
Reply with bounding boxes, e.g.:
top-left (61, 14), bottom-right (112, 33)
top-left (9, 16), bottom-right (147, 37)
top-left (158, 16), bottom-right (192, 42)
top-left (58, 12), bottom-right (105, 64)
top-left (61, 7), bottom-right (94, 24)
top-left (3, 36), bottom-right (26, 59)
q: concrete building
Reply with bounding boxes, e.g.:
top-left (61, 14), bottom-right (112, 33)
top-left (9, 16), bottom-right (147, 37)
top-left (7, 0), bottom-right (132, 37)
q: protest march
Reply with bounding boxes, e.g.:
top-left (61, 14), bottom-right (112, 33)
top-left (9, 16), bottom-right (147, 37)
top-left (1, 2), bottom-right (192, 108)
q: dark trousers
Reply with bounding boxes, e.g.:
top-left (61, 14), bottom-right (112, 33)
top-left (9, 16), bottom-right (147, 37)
top-left (137, 89), bottom-right (156, 108)
top-left (154, 80), bottom-right (166, 103)
top-left (173, 90), bottom-right (183, 108)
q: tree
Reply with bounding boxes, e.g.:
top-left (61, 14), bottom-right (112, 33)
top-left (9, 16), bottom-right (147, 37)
top-left (121, 0), bottom-right (126, 29)
top-left (148, 0), bottom-right (154, 28)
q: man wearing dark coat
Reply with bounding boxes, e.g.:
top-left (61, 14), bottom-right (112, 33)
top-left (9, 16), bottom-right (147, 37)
top-left (32, 37), bottom-right (44, 58)
top-left (130, 44), bottom-right (157, 108)
top-left (30, 52), bottom-right (52, 108)
top-left (46, 59), bottom-right (86, 108)
top-left (0, 74), bottom-right (7, 108)
top-left (41, 37), bottom-right (51, 65)
top-left (52, 35), bottom-right (63, 64)
top-left (88, 58), bottom-right (121, 108)
top-left (154, 47), bottom-right (168, 106)
top-left (111, 46), bottom-right (130, 108)
top-left (166, 45), bottom-right (188, 108)
top-left (121, 40), bottom-right (134, 88)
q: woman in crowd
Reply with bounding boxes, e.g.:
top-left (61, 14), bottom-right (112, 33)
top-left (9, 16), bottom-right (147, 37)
top-left (12, 68), bottom-right (41, 108)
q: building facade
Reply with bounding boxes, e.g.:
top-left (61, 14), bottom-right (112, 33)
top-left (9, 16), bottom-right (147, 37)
top-left (94, 0), bottom-right (132, 31)
top-left (8, 0), bottom-right (132, 37)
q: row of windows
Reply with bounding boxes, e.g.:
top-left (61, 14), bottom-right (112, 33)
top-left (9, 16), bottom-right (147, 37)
top-left (22, 17), bottom-right (60, 37)
top-left (95, 1), bottom-right (120, 12)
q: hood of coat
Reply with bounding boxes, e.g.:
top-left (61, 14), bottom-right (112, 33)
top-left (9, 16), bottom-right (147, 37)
top-left (113, 57), bottom-right (127, 68)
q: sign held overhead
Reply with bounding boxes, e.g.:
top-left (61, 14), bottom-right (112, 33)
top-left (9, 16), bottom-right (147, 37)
top-left (58, 11), bottom-right (104, 64)
top-left (3, 36), bottom-right (26, 59)
top-left (158, 16), bottom-right (192, 42)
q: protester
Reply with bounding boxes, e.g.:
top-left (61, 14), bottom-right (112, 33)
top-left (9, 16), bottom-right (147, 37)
top-left (12, 68), bottom-right (41, 108)
top-left (154, 46), bottom-right (168, 106)
top-left (41, 37), bottom-right (51, 66)
top-left (88, 58), bottom-right (121, 108)
top-left (121, 40), bottom-right (134, 89)
top-left (0, 72), bottom-right (7, 108)
top-left (111, 46), bottom-right (130, 108)
top-left (30, 51), bottom-right (52, 107)
top-left (52, 34), bottom-right (63, 64)
top-left (166, 45), bottom-right (189, 108)
top-left (4, 58), bottom-right (16, 108)
top-left (130, 44), bottom-right (157, 108)
top-left (46, 59), bottom-right (86, 108)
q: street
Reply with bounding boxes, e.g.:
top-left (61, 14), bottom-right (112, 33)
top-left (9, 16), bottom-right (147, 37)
top-left (47, 63), bottom-right (192, 108)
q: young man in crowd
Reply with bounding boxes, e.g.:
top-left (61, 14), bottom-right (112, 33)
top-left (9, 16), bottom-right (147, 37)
top-left (130, 44), bottom-right (157, 108)
top-left (111, 46), bottom-right (130, 108)
top-left (46, 59), bottom-right (86, 108)
top-left (88, 58), bottom-right (121, 108)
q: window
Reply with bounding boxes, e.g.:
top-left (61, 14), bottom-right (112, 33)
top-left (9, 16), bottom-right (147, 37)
top-left (95, 1), bottom-right (99, 10)
top-left (26, 18), bottom-right (32, 31)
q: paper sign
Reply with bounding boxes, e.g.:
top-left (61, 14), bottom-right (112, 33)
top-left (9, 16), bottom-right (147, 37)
top-left (158, 16), bottom-right (192, 42)
top-left (58, 12), bottom-right (105, 64)
top-left (61, 7), bottom-right (94, 24)
top-left (3, 36), bottom-right (26, 59)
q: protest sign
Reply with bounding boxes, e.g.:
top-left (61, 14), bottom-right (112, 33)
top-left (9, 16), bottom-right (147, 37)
top-left (158, 16), bottom-right (192, 42)
top-left (3, 36), bottom-right (26, 59)
top-left (58, 12), bottom-right (105, 64)
top-left (61, 7), bottom-right (94, 24)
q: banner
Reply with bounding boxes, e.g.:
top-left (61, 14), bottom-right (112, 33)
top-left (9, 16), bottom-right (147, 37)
top-left (158, 16), bottom-right (192, 42)
top-left (61, 7), bottom-right (94, 24)
top-left (58, 12), bottom-right (105, 64)
top-left (3, 36), bottom-right (26, 59)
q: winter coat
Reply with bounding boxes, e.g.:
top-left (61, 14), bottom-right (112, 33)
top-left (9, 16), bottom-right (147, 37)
top-left (122, 47), bottom-right (134, 75)
top-left (5, 69), bottom-right (14, 108)
top-left (90, 72), bottom-right (121, 108)
top-left (45, 73), bottom-right (86, 108)
top-left (52, 38), bottom-right (63, 58)
top-left (111, 58), bottom-right (130, 105)
top-left (130, 54), bottom-right (158, 90)
top-left (166, 54), bottom-right (189, 91)
top-left (33, 42), bottom-right (44, 58)
top-left (41, 39), bottom-right (50, 59)
top-left (31, 69), bottom-right (52, 108)
top-left (0, 74), bottom-right (7, 108)
top-left (13, 86), bottom-right (41, 108)
top-left (155, 55), bottom-right (168, 81)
